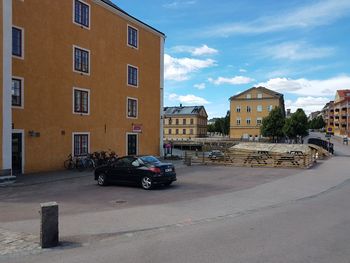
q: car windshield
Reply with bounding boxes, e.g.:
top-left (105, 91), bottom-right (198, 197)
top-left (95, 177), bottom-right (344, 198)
top-left (139, 156), bottom-right (160, 164)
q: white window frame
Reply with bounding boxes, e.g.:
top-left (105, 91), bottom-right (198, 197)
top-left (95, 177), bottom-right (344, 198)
top-left (12, 76), bottom-right (24, 109)
top-left (126, 132), bottom-right (139, 156)
top-left (72, 132), bottom-right (90, 157)
top-left (126, 96), bottom-right (138, 119)
top-left (127, 24), bottom-right (139, 49)
top-left (72, 0), bottom-right (91, 29)
top-left (247, 106), bottom-right (252, 113)
top-left (72, 45), bottom-right (91, 76)
top-left (257, 105), bottom-right (262, 112)
top-left (257, 117), bottom-right (262, 125)
top-left (127, 64), bottom-right (139, 87)
top-left (257, 93), bottom-right (263, 99)
top-left (236, 106), bottom-right (241, 113)
top-left (12, 25), bottom-right (24, 60)
top-left (72, 87), bottom-right (90, 115)
top-left (246, 118), bottom-right (251, 125)
top-left (246, 94), bottom-right (251, 99)
top-left (236, 118), bottom-right (241, 126)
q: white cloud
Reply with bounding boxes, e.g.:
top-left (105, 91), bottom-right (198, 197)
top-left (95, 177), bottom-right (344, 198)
top-left (257, 75), bottom-right (350, 96)
top-left (168, 93), bottom-right (210, 105)
top-left (264, 41), bottom-right (334, 61)
top-left (164, 54), bottom-right (216, 81)
top-left (192, 45), bottom-right (218, 56)
top-left (285, 97), bottom-right (330, 115)
top-left (239, 69), bottom-right (247, 73)
top-left (209, 76), bottom-right (254, 85)
top-left (163, 1), bottom-right (196, 9)
top-left (194, 83), bottom-right (206, 90)
top-left (170, 44), bottom-right (218, 56)
top-left (203, 0), bottom-right (350, 37)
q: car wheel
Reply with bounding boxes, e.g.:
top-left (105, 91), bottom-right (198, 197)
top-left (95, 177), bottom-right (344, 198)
top-left (97, 173), bottom-right (107, 186)
top-left (141, 176), bottom-right (153, 190)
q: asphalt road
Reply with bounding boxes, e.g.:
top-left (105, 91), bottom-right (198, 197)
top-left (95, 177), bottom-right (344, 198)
top-left (3, 158), bottom-right (350, 263)
top-left (0, 165), bottom-right (295, 222)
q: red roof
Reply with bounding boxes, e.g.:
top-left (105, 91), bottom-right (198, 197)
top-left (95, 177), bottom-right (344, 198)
top-left (337, 89), bottom-right (350, 98)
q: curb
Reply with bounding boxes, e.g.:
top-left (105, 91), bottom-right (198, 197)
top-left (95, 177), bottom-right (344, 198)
top-left (0, 176), bottom-right (17, 186)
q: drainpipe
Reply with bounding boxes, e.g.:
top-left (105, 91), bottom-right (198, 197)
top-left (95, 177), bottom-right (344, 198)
top-left (159, 36), bottom-right (165, 157)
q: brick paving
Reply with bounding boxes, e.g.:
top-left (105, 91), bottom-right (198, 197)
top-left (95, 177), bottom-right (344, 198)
top-left (0, 227), bottom-right (40, 256)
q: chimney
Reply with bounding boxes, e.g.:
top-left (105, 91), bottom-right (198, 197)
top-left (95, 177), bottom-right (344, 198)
top-left (180, 103), bottom-right (183, 108)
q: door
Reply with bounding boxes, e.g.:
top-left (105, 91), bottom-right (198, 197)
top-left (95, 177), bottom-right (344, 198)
top-left (12, 133), bottom-right (23, 175)
top-left (127, 134), bottom-right (138, 155)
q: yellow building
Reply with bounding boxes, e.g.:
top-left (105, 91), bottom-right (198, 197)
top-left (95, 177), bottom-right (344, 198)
top-left (332, 90), bottom-right (350, 137)
top-left (229, 87), bottom-right (285, 140)
top-left (163, 105), bottom-right (208, 140)
top-left (1, 0), bottom-right (165, 175)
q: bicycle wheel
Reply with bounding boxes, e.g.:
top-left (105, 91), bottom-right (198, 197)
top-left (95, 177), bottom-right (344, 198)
top-left (76, 159), bottom-right (85, 172)
top-left (64, 159), bottom-right (74, 170)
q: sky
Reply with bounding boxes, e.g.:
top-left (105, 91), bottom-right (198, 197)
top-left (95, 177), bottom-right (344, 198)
top-left (113, 0), bottom-right (350, 119)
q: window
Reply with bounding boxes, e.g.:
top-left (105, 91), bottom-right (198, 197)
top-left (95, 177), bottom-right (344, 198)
top-left (190, 129), bottom-right (193, 135)
top-left (257, 118), bottom-right (262, 126)
top-left (127, 98), bottom-right (138, 118)
top-left (73, 133), bottom-right (89, 156)
top-left (268, 105), bottom-right (273, 112)
top-left (257, 105), bottom-right (262, 112)
top-left (183, 129), bottom-right (186, 134)
top-left (12, 27), bottom-right (23, 58)
top-left (12, 78), bottom-right (23, 107)
top-left (236, 106), bottom-right (241, 113)
top-left (74, 0), bottom-right (90, 28)
top-left (246, 94), bottom-right (251, 99)
top-left (74, 46), bottom-right (89, 74)
top-left (247, 106), bottom-right (251, 112)
top-left (176, 129), bottom-right (179, 135)
top-left (257, 93), bottom-right (263, 99)
top-left (246, 118), bottom-right (251, 125)
top-left (236, 118), bottom-right (241, 126)
top-left (176, 119), bottom-right (179, 125)
top-left (190, 119), bottom-right (194, 125)
top-left (127, 65), bottom-right (138, 86)
top-left (73, 88), bottom-right (89, 114)
top-left (183, 119), bottom-right (186, 125)
top-left (168, 129), bottom-right (172, 134)
top-left (168, 118), bottom-right (172, 125)
top-left (128, 25), bottom-right (138, 48)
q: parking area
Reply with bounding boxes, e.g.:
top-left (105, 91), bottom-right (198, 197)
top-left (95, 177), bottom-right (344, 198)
top-left (0, 165), bottom-right (298, 223)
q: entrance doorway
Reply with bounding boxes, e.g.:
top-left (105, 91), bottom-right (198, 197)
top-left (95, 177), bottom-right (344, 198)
top-left (12, 131), bottom-right (24, 175)
top-left (127, 133), bottom-right (138, 156)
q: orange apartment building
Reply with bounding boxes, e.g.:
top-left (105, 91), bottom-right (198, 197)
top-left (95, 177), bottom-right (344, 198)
top-left (1, 0), bottom-right (165, 176)
top-left (229, 86), bottom-right (285, 140)
top-left (332, 90), bottom-right (350, 137)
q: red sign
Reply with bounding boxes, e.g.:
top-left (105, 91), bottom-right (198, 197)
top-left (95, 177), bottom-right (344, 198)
top-left (132, 124), bottom-right (142, 133)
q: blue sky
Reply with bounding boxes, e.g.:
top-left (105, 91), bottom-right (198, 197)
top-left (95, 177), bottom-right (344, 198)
top-left (113, 0), bottom-right (350, 119)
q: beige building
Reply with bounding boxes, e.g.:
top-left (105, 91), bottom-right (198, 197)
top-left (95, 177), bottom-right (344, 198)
top-left (333, 90), bottom-right (350, 137)
top-left (163, 105), bottom-right (208, 140)
top-left (229, 87), bottom-right (285, 140)
top-left (1, 0), bottom-right (165, 175)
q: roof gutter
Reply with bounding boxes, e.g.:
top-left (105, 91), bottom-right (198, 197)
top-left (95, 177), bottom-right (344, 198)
top-left (94, 0), bottom-right (166, 39)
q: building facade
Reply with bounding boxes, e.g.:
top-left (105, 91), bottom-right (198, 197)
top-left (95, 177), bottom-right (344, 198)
top-left (333, 90), bottom-right (350, 137)
top-left (2, 0), bottom-right (165, 174)
top-left (229, 86), bottom-right (285, 140)
top-left (163, 105), bottom-right (208, 140)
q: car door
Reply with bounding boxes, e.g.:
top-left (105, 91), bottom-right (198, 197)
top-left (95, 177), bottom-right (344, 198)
top-left (129, 158), bottom-right (145, 183)
top-left (108, 158), bottom-right (129, 183)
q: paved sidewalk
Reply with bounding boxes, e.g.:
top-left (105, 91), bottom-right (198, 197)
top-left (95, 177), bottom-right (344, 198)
top-left (0, 228), bottom-right (39, 257)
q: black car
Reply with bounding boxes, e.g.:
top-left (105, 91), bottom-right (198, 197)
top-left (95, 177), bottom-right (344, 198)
top-left (94, 155), bottom-right (176, 190)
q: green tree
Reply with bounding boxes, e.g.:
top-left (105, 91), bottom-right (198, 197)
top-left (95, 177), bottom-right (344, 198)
top-left (308, 116), bottom-right (325, 129)
top-left (210, 111), bottom-right (230, 135)
top-left (283, 108), bottom-right (309, 140)
top-left (260, 107), bottom-right (285, 142)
